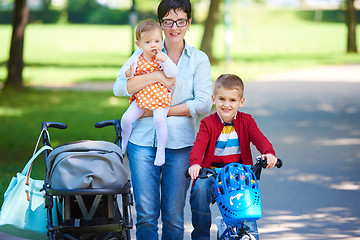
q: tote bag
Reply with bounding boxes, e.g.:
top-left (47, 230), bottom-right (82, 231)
top-left (0, 145), bottom-right (56, 240)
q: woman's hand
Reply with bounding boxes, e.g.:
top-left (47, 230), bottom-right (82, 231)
top-left (156, 72), bottom-right (176, 90)
top-left (127, 71), bottom-right (175, 94)
top-left (140, 108), bottom-right (153, 118)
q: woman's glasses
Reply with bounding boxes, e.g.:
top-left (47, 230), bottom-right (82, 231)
top-left (161, 19), bottom-right (188, 28)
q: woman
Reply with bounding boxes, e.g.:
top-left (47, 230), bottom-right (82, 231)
top-left (113, 0), bottom-right (212, 239)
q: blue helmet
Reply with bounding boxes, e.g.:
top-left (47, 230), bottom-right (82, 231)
top-left (214, 163), bottom-right (261, 226)
top-left (214, 163), bottom-right (258, 197)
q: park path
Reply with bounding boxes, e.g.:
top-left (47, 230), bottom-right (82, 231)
top-left (1, 64), bottom-right (360, 240)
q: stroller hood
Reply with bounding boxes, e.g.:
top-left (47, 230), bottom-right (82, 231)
top-left (46, 140), bottom-right (128, 189)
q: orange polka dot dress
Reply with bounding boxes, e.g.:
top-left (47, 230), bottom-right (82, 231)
top-left (129, 53), bottom-right (172, 110)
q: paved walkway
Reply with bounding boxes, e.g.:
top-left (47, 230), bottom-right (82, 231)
top-left (256, 64), bottom-right (360, 83)
top-left (1, 64), bottom-right (360, 240)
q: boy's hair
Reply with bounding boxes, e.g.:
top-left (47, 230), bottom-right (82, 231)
top-left (136, 20), bottom-right (162, 41)
top-left (214, 74), bottom-right (244, 96)
top-left (157, 0), bottom-right (192, 22)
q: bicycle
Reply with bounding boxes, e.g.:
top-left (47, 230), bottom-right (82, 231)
top-left (186, 156), bottom-right (283, 240)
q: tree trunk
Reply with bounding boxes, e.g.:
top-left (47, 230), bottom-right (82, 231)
top-left (200, 0), bottom-right (221, 63)
top-left (4, 0), bottom-right (29, 90)
top-left (346, 0), bottom-right (358, 53)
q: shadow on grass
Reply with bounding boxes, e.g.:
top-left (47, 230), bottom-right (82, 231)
top-left (24, 62), bottom-right (121, 69)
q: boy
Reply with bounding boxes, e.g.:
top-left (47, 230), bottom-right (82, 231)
top-left (120, 20), bottom-right (177, 166)
top-left (188, 74), bottom-right (277, 240)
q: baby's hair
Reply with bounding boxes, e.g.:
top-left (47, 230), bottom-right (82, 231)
top-left (214, 74), bottom-right (244, 96)
top-left (136, 20), bottom-right (162, 41)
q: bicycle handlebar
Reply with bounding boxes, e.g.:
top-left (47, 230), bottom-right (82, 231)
top-left (185, 157), bottom-right (283, 180)
top-left (184, 168), bottom-right (216, 179)
top-left (255, 156), bottom-right (283, 169)
top-left (252, 157), bottom-right (283, 180)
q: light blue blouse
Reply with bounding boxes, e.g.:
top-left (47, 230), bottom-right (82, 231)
top-left (113, 41), bottom-right (212, 149)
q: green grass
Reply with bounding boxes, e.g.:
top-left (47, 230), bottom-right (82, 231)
top-left (0, 24), bottom-right (134, 86)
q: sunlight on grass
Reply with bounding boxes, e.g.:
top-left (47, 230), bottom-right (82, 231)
top-left (0, 107), bottom-right (23, 117)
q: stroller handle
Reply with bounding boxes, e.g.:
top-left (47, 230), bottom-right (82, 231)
top-left (95, 119), bottom-right (120, 129)
top-left (95, 119), bottom-right (122, 146)
top-left (42, 121), bottom-right (68, 131)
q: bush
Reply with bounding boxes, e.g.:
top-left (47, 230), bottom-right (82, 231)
top-left (0, 9), bottom-right (61, 24)
top-left (68, 7), bottom-right (157, 25)
top-left (297, 9), bottom-right (360, 23)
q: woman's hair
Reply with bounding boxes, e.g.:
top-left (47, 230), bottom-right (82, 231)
top-left (157, 0), bottom-right (192, 21)
top-left (213, 74), bottom-right (244, 96)
top-left (136, 20), bottom-right (162, 41)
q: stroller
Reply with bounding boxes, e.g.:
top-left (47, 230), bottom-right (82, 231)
top-left (40, 119), bottom-right (133, 240)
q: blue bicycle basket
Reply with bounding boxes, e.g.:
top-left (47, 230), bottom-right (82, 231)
top-left (214, 163), bottom-right (261, 226)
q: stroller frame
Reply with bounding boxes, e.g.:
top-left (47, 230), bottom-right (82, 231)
top-left (40, 120), bottom-right (133, 240)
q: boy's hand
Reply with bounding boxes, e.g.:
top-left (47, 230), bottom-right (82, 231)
top-left (188, 165), bottom-right (201, 180)
top-left (262, 154), bottom-right (277, 169)
top-left (155, 51), bottom-right (168, 63)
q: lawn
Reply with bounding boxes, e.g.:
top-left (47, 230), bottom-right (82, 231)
top-left (0, 8), bottom-right (360, 205)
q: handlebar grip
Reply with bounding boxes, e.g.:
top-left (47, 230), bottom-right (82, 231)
top-left (41, 121), bottom-right (68, 131)
top-left (261, 158), bottom-right (283, 169)
top-left (185, 168), bottom-right (216, 179)
top-left (95, 120), bottom-right (117, 128)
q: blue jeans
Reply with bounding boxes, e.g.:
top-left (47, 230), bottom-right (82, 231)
top-left (127, 142), bottom-right (191, 240)
top-left (190, 176), bottom-right (260, 240)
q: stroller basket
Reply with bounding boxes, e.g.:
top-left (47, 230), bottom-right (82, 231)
top-left (47, 183), bottom-right (133, 238)
top-left (216, 188), bottom-right (261, 226)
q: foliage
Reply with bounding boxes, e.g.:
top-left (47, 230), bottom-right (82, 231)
top-left (297, 9), bottom-right (360, 23)
top-left (67, 7), bottom-right (157, 25)
top-left (66, 0), bottom-right (157, 24)
top-left (0, 9), bottom-right (62, 24)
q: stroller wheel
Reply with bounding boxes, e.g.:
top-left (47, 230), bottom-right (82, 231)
top-left (103, 232), bottom-right (128, 240)
top-left (79, 233), bottom-right (97, 240)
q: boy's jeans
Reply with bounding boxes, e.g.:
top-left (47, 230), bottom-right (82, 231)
top-left (127, 142), bottom-right (191, 240)
top-left (190, 176), bottom-right (260, 240)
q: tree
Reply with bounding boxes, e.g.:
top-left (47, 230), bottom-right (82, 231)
top-left (200, 0), bottom-right (221, 63)
top-left (346, 0), bottom-right (358, 53)
top-left (4, 0), bottom-right (29, 90)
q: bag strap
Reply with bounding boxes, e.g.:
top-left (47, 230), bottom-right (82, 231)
top-left (20, 130), bottom-right (52, 186)
top-left (33, 129), bottom-right (50, 156)
top-left (21, 145), bottom-right (53, 177)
